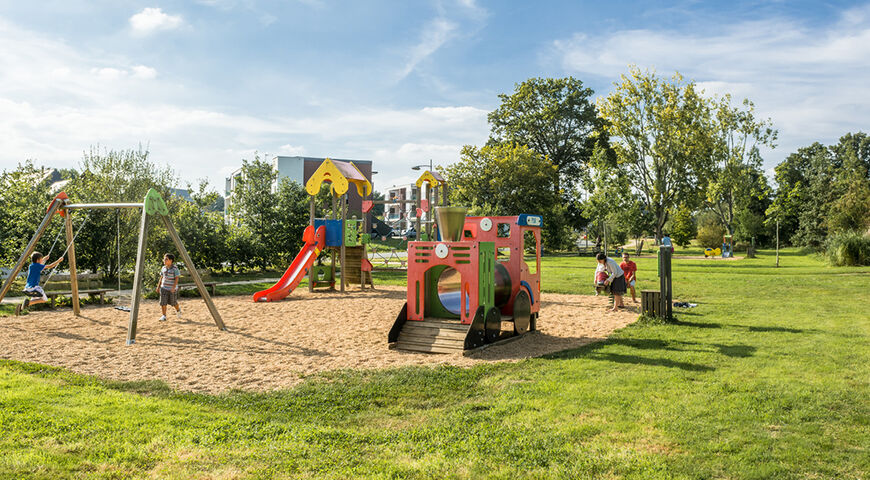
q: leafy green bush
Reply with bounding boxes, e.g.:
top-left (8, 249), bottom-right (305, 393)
top-left (824, 231), bottom-right (870, 266)
top-left (696, 223), bottom-right (727, 248)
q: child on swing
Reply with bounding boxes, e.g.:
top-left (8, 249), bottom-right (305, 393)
top-left (16, 251), bottom-right (65, 314)
top-left (157, 253), bottom-right (182, 321)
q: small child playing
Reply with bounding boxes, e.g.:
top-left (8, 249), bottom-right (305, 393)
top-left (620, 252), bottom-right (638, 303)
top-left (594, 263), bottom-right (609, 295)
top-left (17, 252), bottom-right (65, 314)
top-left (157, 253), bottom-right (182, 321)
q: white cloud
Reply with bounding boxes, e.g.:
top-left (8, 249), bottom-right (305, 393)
top-left (277, 144), bottom-right (306, 156)
top-left (131, 65), bottom-right (158, 79)
top-left (129, 8), bottom-right (183, 36)
top-left (0, 17), bottom-right (489, 193)
top-left (551, 5), bottom-right (870, 170)
top-left (398, 18), bottom-right (457, 80)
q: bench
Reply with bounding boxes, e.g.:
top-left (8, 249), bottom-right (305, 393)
top-left (40, 289), bottom-right (113, 308)
top-left (177, 282), bottom-right (218, 296)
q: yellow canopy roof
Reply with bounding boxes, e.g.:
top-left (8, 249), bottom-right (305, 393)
top-left (305, 158), bottom-right (372, 197)
top-left (415, 170), bottom-right (446, 188)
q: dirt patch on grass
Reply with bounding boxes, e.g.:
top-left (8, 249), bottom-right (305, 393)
top-left (0, 286), bottom-right (637, 393)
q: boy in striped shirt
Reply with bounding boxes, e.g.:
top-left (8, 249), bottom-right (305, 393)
top-left (157, 253), bottom-right (182, 321)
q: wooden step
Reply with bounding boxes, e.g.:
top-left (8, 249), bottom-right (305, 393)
top-left (400, 325), bottom-right (467, 340)
top-left (393, 317), bottom-right (469, 353)
top-left (397, 332), bottom-right (466, 347)
top-left (392, 342), bottom-right (465, 354)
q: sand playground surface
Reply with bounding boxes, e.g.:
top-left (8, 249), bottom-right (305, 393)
top-left (1, 286), bottom-right (639, 393)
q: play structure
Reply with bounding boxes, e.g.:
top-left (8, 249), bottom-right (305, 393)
top-left (362, 170), bottom-right (449, 242)
top-left (0, 189), bottom-right (226, 344)
top-left (705, 234), bottom-right (734, 258)
top-left (722, 234), bottom-right (733, 258)
top-left (388, 206), bottom-right (543, 353)
top-left (253, 158), bottom-right (373, 302)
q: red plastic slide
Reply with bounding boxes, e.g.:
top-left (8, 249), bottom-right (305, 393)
top-left (252, 225), bottom-right (326, 302)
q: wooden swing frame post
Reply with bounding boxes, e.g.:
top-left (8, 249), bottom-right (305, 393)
top-left (64, 210), bottom-right (81, 316)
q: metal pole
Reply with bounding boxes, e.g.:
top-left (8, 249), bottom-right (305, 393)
top-left (126, 209), bottom-right (150, 345)
top-left (64, 203), bottom-right (144, 209)
top-left (0, 198), bottom-right (63, 302)
top-left (64, 211), bottom-right (81, 316)
top-left (161, 215), bottom-right (226, 331)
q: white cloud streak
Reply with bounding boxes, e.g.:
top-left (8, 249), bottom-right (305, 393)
top-left (398, 18), bottom-right (458, 80)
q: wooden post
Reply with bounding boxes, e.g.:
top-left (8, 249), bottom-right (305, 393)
top-left (309, 196), bottom-right (315, 293)
top-left (126, 208), bottom-right (150, 345)
top-left (64, 210), bottom-right (81, 316)
top-left (161, 215), bottom-right (226, 331)
top-left (0, 199), bottom-right (63, 302)
top-left (658, 247), bottom-right (673, 321)
top-left (330, 194), bottom-right (337, 290)
top-left (340, 194), bottom-right (346, 293)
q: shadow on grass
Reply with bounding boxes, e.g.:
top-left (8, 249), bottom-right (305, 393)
top-left (746, 325), bottom-right (806, 333)
top-left (585, 352), bottom-right (715, 372)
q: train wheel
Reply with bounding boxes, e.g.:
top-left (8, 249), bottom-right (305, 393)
top-left (485, 306), bottom-right (501, 343)
top-left (512, 289), bottom-right (531, 335)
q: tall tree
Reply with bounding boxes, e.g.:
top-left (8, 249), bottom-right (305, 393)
top-left (487, 77), bottom-right (598, 193)
top-left (67, 146), bottom-right (177, 276)
top-left (705, 95), bottom-right (777, 236)
top-left (226, 154), bottom-right (278, 269)
top-left (770, 133), bottom-right (870, 248)
top-left (598, 67), bottom-right (715, 241)
top-left (444, 143), bottom-right (568, 249)
top-left (0, 161), bottom-right (58, 266)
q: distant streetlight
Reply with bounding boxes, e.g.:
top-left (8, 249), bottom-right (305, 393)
top-left (410, 159), bottom-right (434, 171)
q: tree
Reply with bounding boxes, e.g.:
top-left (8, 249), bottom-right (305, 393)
top-left (0, 161), bottom-right (59, 266)
top-left (582, 140), bottom-right (645, 250)
top-left (443, 143), bottom-right (568, 249)
top-left (270, 178), bottom-right (312, 265)
top-left (170, 181), bottom-right (229, 271)
top-left (226, 154), bottom-right (279, 268)
top-left (770, 133), bottom-right (870, 248)
top-left (369, 190), bottom-right (386, 218)
top-left (669, 206), bottom-right (696, 247)
top-left (598, 67), bottom-right (715, 242)
top-left (487, 77), bottom-right (598, 194)
top-left (65, 146), bottom-right (177, 277)
top-left (704, 95), bottom-right (777, 236)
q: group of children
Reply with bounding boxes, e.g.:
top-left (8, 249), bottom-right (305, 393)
top-left (594, 251), bottom-right (637, 312)
top-left (15, 251), bottom-right (183, 321)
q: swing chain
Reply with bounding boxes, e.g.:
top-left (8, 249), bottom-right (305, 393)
top-left (41, 212), bottom-right (92, 287)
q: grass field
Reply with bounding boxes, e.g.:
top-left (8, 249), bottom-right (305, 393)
top-left (1, 248), bottom-right (868, 479)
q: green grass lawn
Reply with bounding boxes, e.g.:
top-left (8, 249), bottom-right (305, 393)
top-left (1, 249), bottom-right (867, 479)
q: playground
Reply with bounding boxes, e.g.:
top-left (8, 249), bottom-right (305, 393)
top-left (0, 287), bottom-right (637, 392)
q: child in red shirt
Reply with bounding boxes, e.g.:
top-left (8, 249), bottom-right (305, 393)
top-left (620, 253), bottom-right (638, 303)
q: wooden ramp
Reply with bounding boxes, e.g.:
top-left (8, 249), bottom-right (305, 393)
top-left (391, 318), bottom-right (468, 354)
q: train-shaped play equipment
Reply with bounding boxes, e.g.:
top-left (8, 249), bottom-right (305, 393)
top-left (389, 207), bottom-right (542, 353)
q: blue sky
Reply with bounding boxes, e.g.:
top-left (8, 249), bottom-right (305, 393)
top-left (1, 0), bottom-right (868, 193)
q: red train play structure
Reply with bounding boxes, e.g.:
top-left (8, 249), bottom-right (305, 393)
top-left (389, 207), bottom-right (542, 353)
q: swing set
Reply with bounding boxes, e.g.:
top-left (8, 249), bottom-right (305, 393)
top-left (0, 189), bottom-right (226, 345)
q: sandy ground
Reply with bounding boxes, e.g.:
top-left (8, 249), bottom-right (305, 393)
top-left (0, 286), bottom-right (638, 393)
